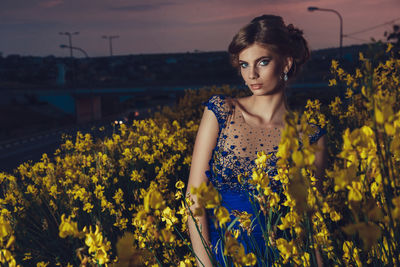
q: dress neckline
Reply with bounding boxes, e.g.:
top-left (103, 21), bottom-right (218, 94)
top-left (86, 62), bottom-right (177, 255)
top-left (230, 97), bottom-right (283, 131)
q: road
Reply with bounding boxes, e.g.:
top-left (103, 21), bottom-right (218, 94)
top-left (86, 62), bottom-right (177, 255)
top-left (0, 120), bottom-right (116, 173)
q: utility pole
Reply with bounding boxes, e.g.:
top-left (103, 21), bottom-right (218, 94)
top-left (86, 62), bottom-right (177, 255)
top-left (102, 35), bottom-right (119, 56)
top-left (308, 7), bottom-right (343, 58)
top-left (59, 32), bottom-right (80, 57)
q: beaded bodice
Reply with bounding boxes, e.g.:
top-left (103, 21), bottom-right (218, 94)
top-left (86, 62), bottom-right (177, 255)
top-left (202, 94), bottom-right (325, 194)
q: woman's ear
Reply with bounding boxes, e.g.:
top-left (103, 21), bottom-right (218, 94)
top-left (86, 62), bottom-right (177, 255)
top-left (284, 56), bottom-right (294, 73)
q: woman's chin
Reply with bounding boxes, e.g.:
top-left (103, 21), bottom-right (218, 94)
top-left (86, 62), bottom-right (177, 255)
top-left (252, 90), bottom-right (272, 96)
top-left (250, 85), bottom-right (284, 96)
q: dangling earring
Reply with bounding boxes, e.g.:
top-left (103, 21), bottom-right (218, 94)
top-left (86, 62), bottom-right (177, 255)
top-left (283, 72), bottom-right (288, 82)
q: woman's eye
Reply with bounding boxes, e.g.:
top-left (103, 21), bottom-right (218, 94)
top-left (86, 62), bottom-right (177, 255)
top-left (240, 62), bottom-right (248, 68)
top-left (259, 60), bottom-right (270, 66)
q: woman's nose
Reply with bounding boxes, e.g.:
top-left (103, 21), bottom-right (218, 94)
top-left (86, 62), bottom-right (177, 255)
top-left (249, 66), bottom-right (259, 79)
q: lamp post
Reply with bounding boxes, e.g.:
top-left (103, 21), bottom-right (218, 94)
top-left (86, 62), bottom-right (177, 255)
top-left (308, 6), bottom-right (343, 57)
top-left (102, 35), bottom-right (119, 56)
top-left (60, 44), bottom-right (89, 58)
top-left (59, 32), bottom-right (80, 57)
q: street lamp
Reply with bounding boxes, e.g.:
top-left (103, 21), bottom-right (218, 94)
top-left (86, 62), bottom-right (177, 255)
top-left (59, 31), bottom-right (80, 57)
top-left (308, 6), bottom-right (343, 57)
top-left (60, 44), bottom-right (89, 58)
top-left (102, 35), bottom-right (119, 56)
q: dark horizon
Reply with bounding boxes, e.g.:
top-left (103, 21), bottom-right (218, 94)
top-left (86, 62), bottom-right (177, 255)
top-left (0, 42), bottom-right (373, 59)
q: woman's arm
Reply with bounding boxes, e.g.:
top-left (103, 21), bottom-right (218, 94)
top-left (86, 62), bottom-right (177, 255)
top-left (186, 106), bottom-right (220, 267)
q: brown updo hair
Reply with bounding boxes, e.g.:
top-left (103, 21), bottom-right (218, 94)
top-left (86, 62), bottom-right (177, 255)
top-left (228, 14), bottom-right (310, 79)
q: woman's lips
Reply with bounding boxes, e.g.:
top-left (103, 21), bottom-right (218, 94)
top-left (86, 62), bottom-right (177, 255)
top-left (250, 84), bottom-right (263, 90)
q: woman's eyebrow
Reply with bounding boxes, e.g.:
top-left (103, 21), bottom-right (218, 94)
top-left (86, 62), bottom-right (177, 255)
top-left (238, 56), bottom-right (272, 63)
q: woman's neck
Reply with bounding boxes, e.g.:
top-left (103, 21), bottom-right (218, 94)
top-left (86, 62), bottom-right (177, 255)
top-left (246, 91), bottom-right (287, 126)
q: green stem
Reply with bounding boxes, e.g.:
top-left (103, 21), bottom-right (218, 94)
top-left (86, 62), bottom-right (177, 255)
top-left (172, 224), bottom-right (206, 267)
top-left (183, 197), bottom-right (219, 266)
top-left (305, 214), bottom-right (318, 267)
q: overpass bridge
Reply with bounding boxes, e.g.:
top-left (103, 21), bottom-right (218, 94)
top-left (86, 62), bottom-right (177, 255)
top-left (0, 82), bottom-right (332, 124)
top-left (0, 85), bottom-right (211, 123)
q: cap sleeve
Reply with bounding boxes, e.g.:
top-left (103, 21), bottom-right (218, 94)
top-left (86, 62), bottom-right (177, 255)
top-left (202, 94), bottom-right (231, 130)
top-left (308, 124), bottom-right (326, 144)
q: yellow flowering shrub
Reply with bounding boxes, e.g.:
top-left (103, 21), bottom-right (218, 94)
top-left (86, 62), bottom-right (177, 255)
top-left (1, 42), bottom-right (400, 266)
top-left (259, 43), bottom-right (400, 266)
top-left (187, 43), bottom-right (400, 266)
top-left (0, 85), bottom-right (245, 266)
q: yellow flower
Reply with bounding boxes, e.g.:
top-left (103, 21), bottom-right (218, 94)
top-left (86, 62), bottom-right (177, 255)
top-left (175, 190), bottom-right (183, 200)
top-left (113, 188), bottom-right (124, 205)
top-left (375, 107), bottom-right (384, 124)
top-left (254, 151), bottom-right (271, 168)
top-left (250, 168), bottom-right (269, 189)
top-left (144, 189), bottom-right (165, 212)
top-left (25, 185), bottom-right (38, 195)
top-left (343, 222), bottom-right (381, 249)
top-left (36, 262), bottom-right (49, 267)
top-left (190, 182), bottom-right (221, 209)
top-left (95, 247), bottom-right (110, 265)
top-left (83, 203), bottom-right (94, 213)
top-left (355, 68), bottom-right (363, 78)
top-left (278, 210), bottom-right (300, 231)
top-left (5, 235), bottom-right (15, 250)
top-left (346, 181), bottom-right (363, 202)
top-left (83, 225), bottom-right (111, 264)
top-left (291, 150), bottom-right (304, 166)
top-left (179, 259), bottom-right (193, 267)
top-left (175, 180), bottom-right (185, 189)
top-left (233, 211), bottom-right (252, 234)
top-left (392, 196), bottom-right (400, 219)
top-left (327, 164), bottom-right (357, 191)
top-left (162, 207), bottom-right (178, 227)
top-left (130, 169), bottom-right (144, 182)
top-left (345, 88), bottom-right (353, 98)
top-left (330, 210), bottom-right (342, 222)
top-left (59, 214), bottom-right (81, 239)
top-left (224, 232), bottom-right (242, 257)
top-left (160, 228), bottom-right (175, 243)
top-left (276, 238), bottom-right (298, 264)
top-left (223, 231), bottom-right (256, 265)
top-left (386, 42), bottom-right (393, 53)
top-left (116, 232), bottom-right (140, 266)
top-left (269, 192), bottom-right (280, 209)
top-left (359, 52), bottom-right (365, 61)
top-left (301, 252), bottom-right (310, 267)
top-left (328, 79), bottom-right (337, 87)
top-left (214, 206), bottom-right (231, 228)
top-left (242, 252), bottom-right (257, 266)
top-left (22, 252), bottom-right (32, 261)
top-left (0, 216), bottom-right (12, 241)
top-left (342, 241), bottom-right (362, 266)
top-left (0, 249), bottom-right (17, 267)
top-left (84, 225), bottom-right (103, 253)
top-left (329, 96), bottom-right (342, 115)
top-left (331, 59), bottom-right (339, 70)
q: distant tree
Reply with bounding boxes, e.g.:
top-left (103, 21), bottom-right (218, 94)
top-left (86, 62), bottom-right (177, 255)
top-left (384, 24), bottom-right (400, 46)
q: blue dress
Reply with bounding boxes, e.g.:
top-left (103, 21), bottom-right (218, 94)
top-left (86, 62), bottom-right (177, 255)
top-left (202, 95), bottom-right (326, 266)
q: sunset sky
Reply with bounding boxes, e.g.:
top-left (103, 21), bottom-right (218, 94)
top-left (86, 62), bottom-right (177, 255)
top-left (1, 0), bottom-right (399, 57)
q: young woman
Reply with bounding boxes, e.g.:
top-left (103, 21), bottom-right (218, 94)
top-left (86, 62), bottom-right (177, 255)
top-left (186, 14), bottom-right (327, 266)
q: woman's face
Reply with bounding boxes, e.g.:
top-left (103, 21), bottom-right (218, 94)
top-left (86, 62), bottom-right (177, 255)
top-left (238, 43), bottom-right (292, 96)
